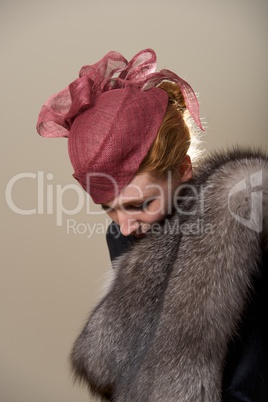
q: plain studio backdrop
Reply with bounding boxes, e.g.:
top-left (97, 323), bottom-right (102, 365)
top-left (1, 1), bottom-right (267, 401)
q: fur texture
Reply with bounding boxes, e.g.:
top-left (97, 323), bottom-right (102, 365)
top-left (70, 149), bottom-right (268, 401)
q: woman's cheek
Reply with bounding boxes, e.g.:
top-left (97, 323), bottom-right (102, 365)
top-left (145, 200), bottom-right (169, 222)
top-left (141, 209), bottom-right (167, 224)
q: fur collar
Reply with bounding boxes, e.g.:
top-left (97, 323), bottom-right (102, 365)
top-left (70, 149), bottom-right (268, 401)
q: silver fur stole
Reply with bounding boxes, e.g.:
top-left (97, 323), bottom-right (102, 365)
top-left (70, 149), bottom-right (268, 401)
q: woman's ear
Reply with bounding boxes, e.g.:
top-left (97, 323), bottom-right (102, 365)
top-left (180, 155), bottom-right (192, 182)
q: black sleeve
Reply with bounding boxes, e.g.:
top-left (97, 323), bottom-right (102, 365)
top-left (222, 252), bottom-right (268, 402)
top-left (106, 221), bottom-right (137, 262)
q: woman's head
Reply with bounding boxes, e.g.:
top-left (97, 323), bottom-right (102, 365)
top-left (36, 48), bottom-right (203, 210)
top-left (100, 81), bottom-right (194, 236)
top-left (67, 84), bottom-right (169, 203)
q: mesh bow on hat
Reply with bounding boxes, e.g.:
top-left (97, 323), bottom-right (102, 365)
top-left (36, 48), bottom-right (203, 203)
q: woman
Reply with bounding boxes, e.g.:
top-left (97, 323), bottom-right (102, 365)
top-left (37, 49), bottom-right (268, 401)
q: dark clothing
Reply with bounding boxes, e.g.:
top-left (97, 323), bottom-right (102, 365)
top-left (106, 221), bottom-right (136, 262)
top-left (106, 222), bottom-right (268, 402)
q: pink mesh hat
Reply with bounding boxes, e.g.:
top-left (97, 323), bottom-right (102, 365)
top-left (37, 48), bottom-right (203, 203)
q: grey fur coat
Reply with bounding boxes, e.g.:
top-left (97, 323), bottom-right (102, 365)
top-left (70, 149), bottom-right (268, 401)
